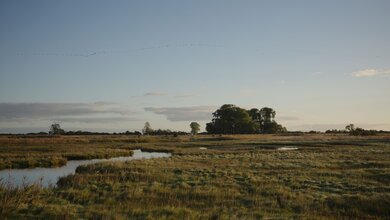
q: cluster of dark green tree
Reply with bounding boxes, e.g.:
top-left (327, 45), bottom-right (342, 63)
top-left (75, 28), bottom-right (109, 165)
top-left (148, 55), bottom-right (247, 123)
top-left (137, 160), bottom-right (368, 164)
top-left (206, 104), bottom-right (286, 134)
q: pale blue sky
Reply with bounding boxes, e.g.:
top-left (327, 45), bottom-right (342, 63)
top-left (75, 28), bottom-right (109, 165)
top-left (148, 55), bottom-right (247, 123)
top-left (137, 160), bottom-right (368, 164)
top-left (1, 0), bottom-right (389, 133)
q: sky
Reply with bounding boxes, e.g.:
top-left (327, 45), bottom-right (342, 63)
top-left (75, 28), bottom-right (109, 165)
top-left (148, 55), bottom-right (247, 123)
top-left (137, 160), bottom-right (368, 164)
top-left (0, 0), bottom-right (389, 133)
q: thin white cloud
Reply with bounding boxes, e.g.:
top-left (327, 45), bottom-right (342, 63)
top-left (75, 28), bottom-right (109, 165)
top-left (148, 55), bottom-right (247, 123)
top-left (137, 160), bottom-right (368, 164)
top-left (55, 116), bottom-right (140, 124)
top-left (145, 106), bottom-right (216, 122)
top-left (174, 94), bottom-right (196, 98)
top-left (0, 102), bottom-right (136, 121)
top-left (131, 92), bottom-right (167, 98)
top-left (143, 92), bottom-right (167, 96)
top-left (311, 71), bottom-right (323, 76)
top-left (132, 92), bottom-right (196, 99)
top-left (351, 68), bottom-right (390, 77)
top-left (278, 116), bottom-right (300, 121)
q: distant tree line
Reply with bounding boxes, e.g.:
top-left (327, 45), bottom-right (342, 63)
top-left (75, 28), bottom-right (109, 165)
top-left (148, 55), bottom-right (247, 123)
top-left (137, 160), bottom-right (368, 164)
top-left (325, 124), bottom-right (385, 136)
top-left (42, 122), bottom-right (189, 137)
top-left (5, 118), bottom-right (388, 137)
top-left (345, 124), bottom-right (378, 136)
top-left (142, 122), bottom-right (188, 136)
top-left (47, 123), bottom-right (143, 136)
top-left (66, 130), bottom-right (142, 136)
top-left (325, 129), bottom-right (349, 134)
top-left (206, 104), bottom-right (286, 134)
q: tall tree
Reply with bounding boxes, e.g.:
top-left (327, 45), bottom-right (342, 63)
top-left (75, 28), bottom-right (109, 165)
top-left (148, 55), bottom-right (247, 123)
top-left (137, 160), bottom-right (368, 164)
top-left (49, 123), bottom-right (65, 135)
top-left (260, 107), bottom-right (276, 123)
top-left (345, 124), bottom-right (355, 132)
top-left (259, 107), bottom-right (277, 133)
top-left (247, 108), bottom-right (261, 133)
top-left (190, 122), bottom-right (201, 135)
top-left (142, 122), bottom-right (153, 135)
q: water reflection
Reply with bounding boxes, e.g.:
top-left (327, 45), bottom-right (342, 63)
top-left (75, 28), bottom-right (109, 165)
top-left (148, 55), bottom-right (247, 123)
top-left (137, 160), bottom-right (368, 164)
top-left (0, 149), bottom-right (171, 188)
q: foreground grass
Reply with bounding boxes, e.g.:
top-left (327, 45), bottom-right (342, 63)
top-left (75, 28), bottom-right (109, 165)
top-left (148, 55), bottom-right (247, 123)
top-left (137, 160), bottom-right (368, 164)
top-left (1, 134), bottom-right (390, 219)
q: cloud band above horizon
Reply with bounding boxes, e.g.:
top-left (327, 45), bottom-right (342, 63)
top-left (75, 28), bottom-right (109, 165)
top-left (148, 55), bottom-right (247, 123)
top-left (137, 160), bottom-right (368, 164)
top-left (0, 102), bottom-right (137, 123)
top-left (144, 106), bottom-right (215, 122)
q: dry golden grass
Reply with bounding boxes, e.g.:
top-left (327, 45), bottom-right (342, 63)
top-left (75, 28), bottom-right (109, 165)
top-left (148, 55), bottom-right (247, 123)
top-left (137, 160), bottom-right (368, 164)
top-left (1, 134), bottom-right (390, 219)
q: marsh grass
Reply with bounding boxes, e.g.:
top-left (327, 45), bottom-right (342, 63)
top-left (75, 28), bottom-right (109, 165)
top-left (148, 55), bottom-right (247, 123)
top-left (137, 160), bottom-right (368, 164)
top-left (0, 135), bottom-right (137, 169)
top-left (0, 181), bottom-right (45, 218)
top-left (0, 134), bottom-right (389, 219)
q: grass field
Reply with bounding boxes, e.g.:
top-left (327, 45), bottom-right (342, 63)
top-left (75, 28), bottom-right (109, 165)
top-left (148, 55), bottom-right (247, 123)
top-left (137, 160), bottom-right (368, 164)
top-left (1, 134), bottom-right (389, 219)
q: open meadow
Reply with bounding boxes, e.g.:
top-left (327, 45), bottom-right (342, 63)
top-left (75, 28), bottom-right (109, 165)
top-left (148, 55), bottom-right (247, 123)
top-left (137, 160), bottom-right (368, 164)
top-left (0, 134), bottom-right (389, 219)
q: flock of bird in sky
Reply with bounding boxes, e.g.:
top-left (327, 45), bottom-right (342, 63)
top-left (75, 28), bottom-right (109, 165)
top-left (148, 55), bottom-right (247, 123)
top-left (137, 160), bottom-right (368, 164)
top-left (15, 43), bottom-right (224, 58)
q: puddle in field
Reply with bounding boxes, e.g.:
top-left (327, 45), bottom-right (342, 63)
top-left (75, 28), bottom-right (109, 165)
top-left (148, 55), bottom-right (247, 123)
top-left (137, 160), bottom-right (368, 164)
top-left (277, 147), bottom-right (299, 151)
top-left (0, 149), bottom-right (171, 188)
